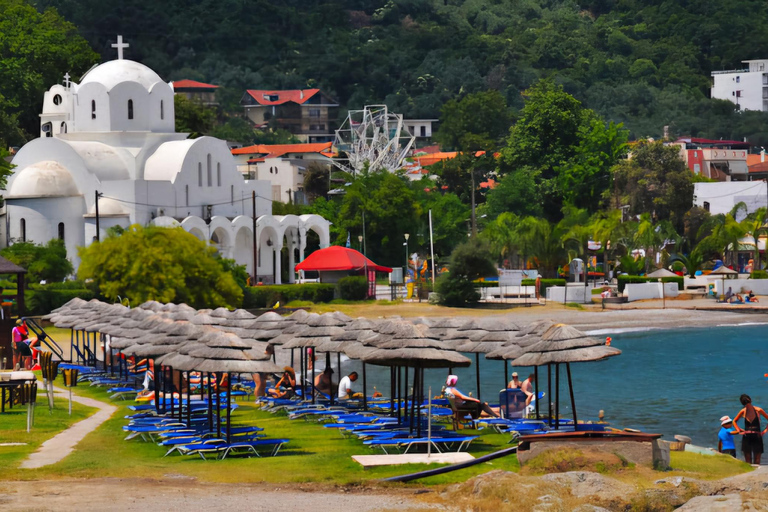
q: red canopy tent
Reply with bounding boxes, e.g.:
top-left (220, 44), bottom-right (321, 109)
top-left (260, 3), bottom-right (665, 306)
top-left (295, 246), bottom-right (392, 298)
top-left (295, 246), bottom-right (392, 273)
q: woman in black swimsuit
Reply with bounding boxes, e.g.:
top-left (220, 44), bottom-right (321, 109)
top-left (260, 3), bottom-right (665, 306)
top-left (733, 394), bottom-right (768, 464)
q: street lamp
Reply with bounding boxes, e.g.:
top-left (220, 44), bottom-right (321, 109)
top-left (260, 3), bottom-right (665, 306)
top-left (404, 233), bottom-right (410, 269)
top-left (358, 235), bottom-right (363, 252)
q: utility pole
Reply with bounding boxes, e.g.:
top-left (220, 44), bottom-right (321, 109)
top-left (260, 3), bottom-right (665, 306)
top-left (470, 170), bottom-right (477, 237)
top-left (94, 191), bottom-right (101, 242)
top-left (252, 191), bottom-right (258, 283)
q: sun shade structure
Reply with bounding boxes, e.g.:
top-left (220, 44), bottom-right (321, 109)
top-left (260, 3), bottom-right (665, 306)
top-left (294, 245), bottom-right (392, 273)
top-left (511, 323), bottom-right (621, 430)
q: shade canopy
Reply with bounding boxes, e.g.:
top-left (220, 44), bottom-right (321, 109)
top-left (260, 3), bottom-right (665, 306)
top-left (646, 268), bottom-right (678, 278)
top-left (294, 245), bottom-right (392, 273)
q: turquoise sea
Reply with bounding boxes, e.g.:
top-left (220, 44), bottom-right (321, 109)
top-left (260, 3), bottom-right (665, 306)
top-left (335, 324), bottom-right (768, 448)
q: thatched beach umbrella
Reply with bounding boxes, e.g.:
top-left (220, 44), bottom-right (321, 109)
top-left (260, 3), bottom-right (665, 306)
top-left (511, 323), bottom-right (621, 430)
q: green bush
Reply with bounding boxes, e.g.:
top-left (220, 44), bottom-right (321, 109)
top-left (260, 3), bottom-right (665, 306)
top-left (617, 275), bottom-right (684, 292)
top-left (242, 284), bottom-right (335, 308)
top-left (750, 270), bottom-right (768, 279)
top-left (337, 276), bottom-right (368, 300)
top-left (27, 282), bottom-right (96, 316)
top-left (522, 278), bottom-right (566, 296)
top-left (436, 273), bottom-right (480, 307)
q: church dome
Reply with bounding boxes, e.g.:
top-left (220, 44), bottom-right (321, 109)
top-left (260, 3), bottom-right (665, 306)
top-left (87, 197), bottom-right (128, 216)
top-left (7, 161), bottom-right (80, 198)
top-left (79, 60), bottom-right (165, 91)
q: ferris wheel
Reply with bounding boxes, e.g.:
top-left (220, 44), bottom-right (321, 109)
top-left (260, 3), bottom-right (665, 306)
top-left (332, 105), bottom-right (415, 175)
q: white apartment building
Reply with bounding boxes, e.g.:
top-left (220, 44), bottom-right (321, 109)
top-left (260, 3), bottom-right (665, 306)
top-left (711, 59), bottom-right (768, 111)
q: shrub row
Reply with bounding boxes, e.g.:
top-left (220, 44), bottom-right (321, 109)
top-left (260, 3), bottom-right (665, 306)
top-left (337, 276), bottom-right (368, 301)
top-left (27, 282), bottom-right (96, 316)
top-left (521, 278), bottom-right (566, 296)
top-left (750, 270), bottom-right (768, 279)
top-left (242, 283), bottom-right (335, 308)
top-left (617, 275), bottom-right (684, 292)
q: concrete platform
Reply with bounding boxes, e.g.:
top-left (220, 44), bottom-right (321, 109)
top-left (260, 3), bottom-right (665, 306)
top-left (352, 452), bottom-right (474, 467)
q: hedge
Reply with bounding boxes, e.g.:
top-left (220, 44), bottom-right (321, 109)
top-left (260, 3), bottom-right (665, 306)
top-left (521, 278), bottom-right (566, 296)
top-left (242, 284), bottom-right (335, 308)
top-left (750, 270), bottom-right (768, 279)
top-left (27, 282), bottom-right (96, 316)
top-left (617, 275), bottom-right (684, 293)
top-left (337, 276), bottom-right (368, 301)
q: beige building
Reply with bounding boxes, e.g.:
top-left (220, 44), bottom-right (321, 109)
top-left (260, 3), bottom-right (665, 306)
top-left (240, 89), bottom-right (338, 143)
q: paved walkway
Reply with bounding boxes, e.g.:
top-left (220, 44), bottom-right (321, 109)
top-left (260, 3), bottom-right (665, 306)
top-left (20, 387), bottom-right (117, 469)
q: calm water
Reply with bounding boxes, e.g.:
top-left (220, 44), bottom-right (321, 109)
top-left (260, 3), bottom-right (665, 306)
top-left (325, 324), bottom-right (768, 448)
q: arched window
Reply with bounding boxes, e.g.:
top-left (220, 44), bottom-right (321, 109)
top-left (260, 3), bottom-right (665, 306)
top-left (217, 163), bottom-right (221, 187)
top-left (58, 222), bottom-right (65, 242)
top-left (53, 94), bottom-right (62, 105)
top-left (127, 99), bottom-right (134, 120)
top-left (230, 184), bottom-right (234, 204)
top-left (185, 185), bottom-right (189, 206)
top-left (198, 163), bottom-right (203, 187)
top-left (160, 100), bottom-right (164, 120)
top-left (206, 154), bottom-right (212, 186)
top-left (20, 218), bottom-right (26, 242)
top-left (91, 100), bottom-right (96, 119)
top-left (60, 122), bottom-right (67, 134)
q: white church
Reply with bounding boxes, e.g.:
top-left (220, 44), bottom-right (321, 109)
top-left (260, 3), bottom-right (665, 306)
top-left (1, 37), bottom-right (330, 284)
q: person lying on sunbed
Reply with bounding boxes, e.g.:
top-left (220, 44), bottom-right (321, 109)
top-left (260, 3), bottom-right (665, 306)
top-left (444, 375), bottom-right (499, 418)
top-left (746, 292), bottom-right (760, 303)
top-left (268, 367), bottom-right (296, 399)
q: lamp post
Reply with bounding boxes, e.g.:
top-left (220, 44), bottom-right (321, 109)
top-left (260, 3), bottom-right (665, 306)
top-left (358, 235), bottom-right (363, 252)
top-left (404, 233), bottom-right (410, 269)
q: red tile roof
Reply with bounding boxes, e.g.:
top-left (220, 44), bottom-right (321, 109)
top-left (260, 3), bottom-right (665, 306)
top-left (172, 79), bottom-right (219, 89)
top-left (245, 89), bottom-right (320, 106)
top-left (232, 142), bottom-right (333, 161)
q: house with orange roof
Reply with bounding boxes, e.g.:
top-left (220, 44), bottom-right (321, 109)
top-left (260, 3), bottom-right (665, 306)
top-left (240, 89), bottom-right (339, 143)
top-left (231, 143), bottom-right (333, 204)
top-left (171, 79), bottom-right (219, 106)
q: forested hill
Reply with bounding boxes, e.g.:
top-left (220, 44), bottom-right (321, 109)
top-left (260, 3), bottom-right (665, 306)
top-left (28, 0), bottom-right (768, 142)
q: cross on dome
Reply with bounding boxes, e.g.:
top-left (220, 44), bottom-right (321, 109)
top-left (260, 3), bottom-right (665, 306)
top-left (111, 35), bottom-right (129, 60)
top-left (63, 72), bottom-right (71, 89)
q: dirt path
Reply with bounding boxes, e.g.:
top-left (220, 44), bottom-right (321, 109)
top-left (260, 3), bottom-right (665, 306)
top-left (0, 479), bottom-right (441, 511)
top-left (19, 387), bottom-right (116, 469)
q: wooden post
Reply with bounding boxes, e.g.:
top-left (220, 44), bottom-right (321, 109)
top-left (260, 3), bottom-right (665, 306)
top-left (362, 363), bottom-right (368, 412)
top-left (207, 372), bottom-right (213, 432)
top-left (547, 364), bottom-right (552, 427)
top-left (555, 363), bottom-right (560, 431)
top-left (567, 363), bottom-right (578, 431)
top-left (226, 373), bottom-right (232, 444)
top-left (216, 372), bottom-right (222, 438)
top-left (475, 352), bottom-right (481, 401)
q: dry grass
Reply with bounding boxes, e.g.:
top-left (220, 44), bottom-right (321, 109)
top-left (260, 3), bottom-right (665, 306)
top-left (521, 447), bottom-right (632, 476)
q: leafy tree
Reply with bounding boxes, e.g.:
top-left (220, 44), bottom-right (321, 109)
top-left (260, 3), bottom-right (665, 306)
top-left (303, 162), bottom-right (331, 202)
top-left (335, 170), bottom-right (418, 266)
top-left (609, 140), bottom-right (693, 234)
top-left (1, 239), bottom-right (73, 285)
top-left (436, 239), bottom-right (497, 307)
top-left (739, 207), bottom-right (768, 269)
top-left (434, 90), bottom-right (511, 152)
top-left (209, 117), bottom-right (256, 144)
top-left (500, 80), bottom-right (628, 218)
top-left (77, 225), bottom-right (243, 308)
top-left (174, 95), bottom-right (216, 137)
top-left (484, 167), bottom-right (542, 219)
top-left (0, 0), bottom-right (98, 145)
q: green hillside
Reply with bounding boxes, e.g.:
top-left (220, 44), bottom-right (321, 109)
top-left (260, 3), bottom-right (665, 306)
top-left (28, 0), bottom-right (768, 144)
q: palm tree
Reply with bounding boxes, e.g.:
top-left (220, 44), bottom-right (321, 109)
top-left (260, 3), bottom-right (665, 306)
top-left (740, 207), bottom-right (768, 270)
top-left (482, 212), bottom-right (521, 268)
top-left (515, 216), bottom-right (568, 278)
top-left (700, 203), bottom-right (748, 266)
top-left (669, 246), bottom-right (707, 277)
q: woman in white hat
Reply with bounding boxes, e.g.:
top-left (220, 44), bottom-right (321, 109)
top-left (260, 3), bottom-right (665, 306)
top-left (718, 416), bottom-right (738, 458)
top-left (444, 375), bottom-right (499, 419)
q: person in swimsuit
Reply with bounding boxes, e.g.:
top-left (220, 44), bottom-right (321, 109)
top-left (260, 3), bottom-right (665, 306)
top-left (733, 394), bottom-right (768, 464)
top-left (444, 375), bottom-right (500, 419)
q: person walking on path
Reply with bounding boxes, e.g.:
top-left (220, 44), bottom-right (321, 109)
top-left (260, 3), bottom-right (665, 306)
top-left (732, 394), bottom-right (768, 464)
top-left (718, 416), bottom-right (738, 458)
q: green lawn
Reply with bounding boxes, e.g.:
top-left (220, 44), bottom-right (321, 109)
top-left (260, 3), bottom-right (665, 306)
top-left (1, 379), bottom-right (518, 484)
top-left (0, 388), bottom-right (96, 470)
